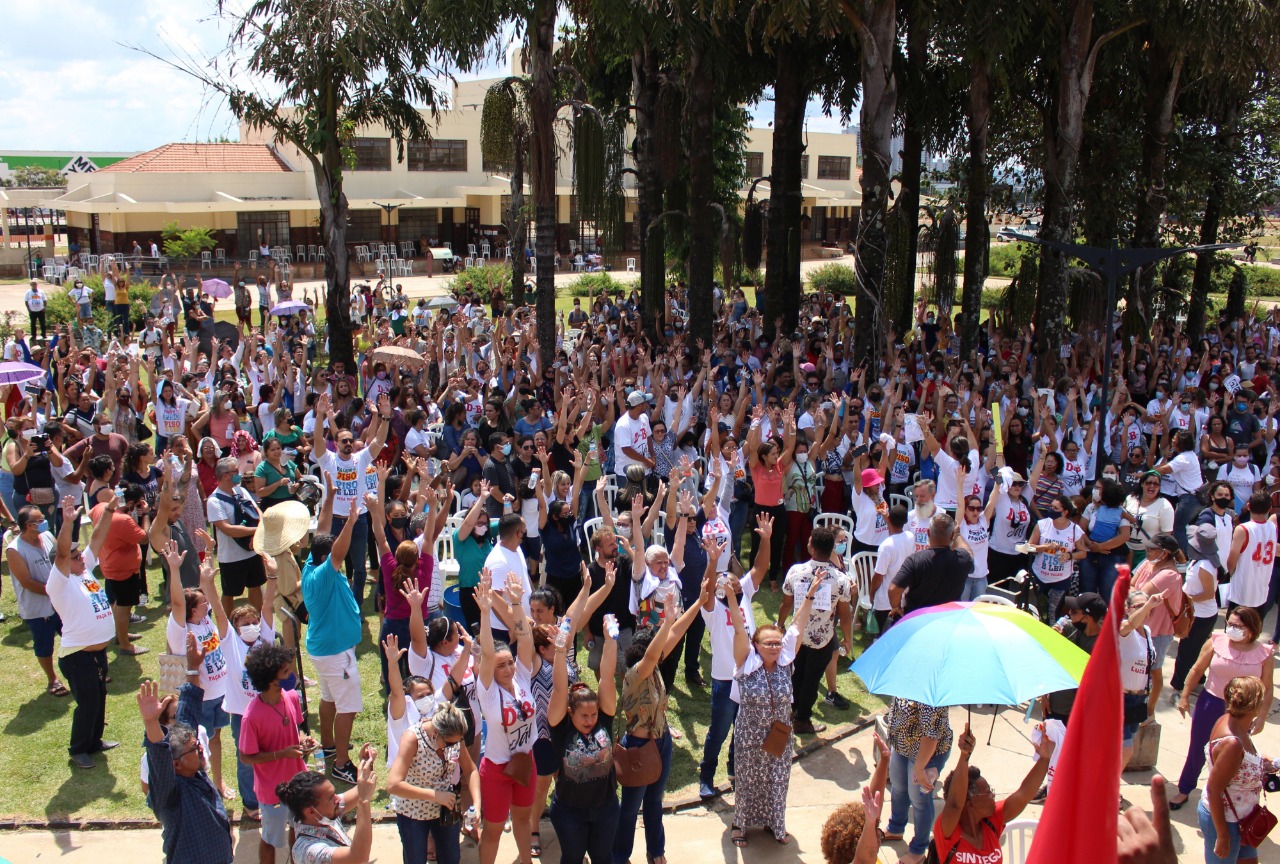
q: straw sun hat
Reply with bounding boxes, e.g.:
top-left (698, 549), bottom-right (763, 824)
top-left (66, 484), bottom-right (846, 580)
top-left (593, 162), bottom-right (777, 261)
top-left (252, 501), bottom-right (311, 556)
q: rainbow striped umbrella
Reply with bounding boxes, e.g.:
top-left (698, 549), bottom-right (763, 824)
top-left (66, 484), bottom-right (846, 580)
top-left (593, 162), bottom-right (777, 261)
top-left (851, 601), bottom-right (1090, 706)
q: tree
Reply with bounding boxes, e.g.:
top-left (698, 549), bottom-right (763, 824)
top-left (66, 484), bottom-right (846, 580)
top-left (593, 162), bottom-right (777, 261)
top-left (480, 80), bottom-right (532, 291)
top-left (161, 221), bottom-right (217, 263)
top-left (11, 165), bottom-right (64, 187)
top-left (200, 0), bottom-right (445, 368)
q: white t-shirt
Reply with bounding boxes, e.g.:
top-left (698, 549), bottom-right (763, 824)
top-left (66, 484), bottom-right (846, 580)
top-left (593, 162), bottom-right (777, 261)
top-left (483, 543), bottom-right (532, 631)
top-left (1166, 450), bottom-right (1203, 496)
top-left (989, 487), bottom-right (1032, 555)
top-left (1032, 519), bottom-right (1082, 585)
top-left (475, 661), bottom-right (535, 763)
top-left (959, 516), bottom-right (991, 581)
top-left (852, 492), bottom-right (889, 547)
top-left (613, 412), bottom-right (651, 475)
top-left (166, 613), bottom-right (230, 702)
top-left (313, 447), bottom-right (376, 517)
top-left (408, 643), bottom-right (475, 703)
top-left (700, 515), bottom-right (733, 572)
top-left (933, 448), bottom-right (976, 510)
top-left (221, 621), bottom-right (276, 716)
top-left (701, 577), bottom-right (759, 682)
top-left (907, 507), bottom-right (934, 552)
top-left (1218, 461), bottom-right (1260, 509)
top-left (873, 532), bottom-right (914, 611)
top-left (45, 549), bottom-right (114, 655)
top-left (1119, 626), bottom-right (1154, 692)
top-left (1061, 456), bottom-right (1087, 498)
top-left (404, 426), bottom-right (432, 457)
top-left (1184, 559), bottom-right (1219, 619)
top-left (25, 288), bottom-right (45, 311)
top-left (206, 488), bottom-right (260, 564)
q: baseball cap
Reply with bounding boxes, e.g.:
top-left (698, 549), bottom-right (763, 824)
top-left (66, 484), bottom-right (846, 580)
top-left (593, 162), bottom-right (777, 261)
top-left (1144, 532), bottom-right (1181, 555)
top-left (1062, 592), bottom-right (1107, 619)
top-left (626, 391), bottom-right (652, 408)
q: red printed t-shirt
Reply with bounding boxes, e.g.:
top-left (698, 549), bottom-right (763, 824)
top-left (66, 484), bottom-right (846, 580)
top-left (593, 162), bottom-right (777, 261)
top-left (933, 799), bottom-right (1007, 864)
top-left (89, 503), bottom-right (149, 581)
top-left (239, 689), bottom-right (307, 806)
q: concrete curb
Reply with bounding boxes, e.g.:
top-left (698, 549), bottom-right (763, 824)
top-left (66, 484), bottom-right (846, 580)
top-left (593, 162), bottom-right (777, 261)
top-left (0, 713), bottom-right (886, 831)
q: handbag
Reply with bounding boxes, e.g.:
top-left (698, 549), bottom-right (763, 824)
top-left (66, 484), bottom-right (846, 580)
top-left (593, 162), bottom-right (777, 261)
top-left (613, 734), bottom-right (662, 787)
top-left (760, 669), bottom-right (793, 759)
top-left (1225, 789), bottom-right (1276, 848)
top-left (157, 653), bottom-right (188, 692)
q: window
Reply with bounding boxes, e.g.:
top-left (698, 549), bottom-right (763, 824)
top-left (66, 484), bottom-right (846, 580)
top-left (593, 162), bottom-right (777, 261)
top-left (408, 139), bottom-right (468, 172)
top-left (799, 155), bottom-right (809, 179)
top-left (351, 137), bottom-right (390, 171)
top-left (745, 152), bottom-right (764, 178)
top-left (236, 210), bottom-right (290, 256)
top-left (346, 210), bottom-right (382, 244)
top-left (399, 208), bottom-right (439, 244)
top-left (817, 155), bottom-right (851, 180)
top-left (484, 154), bottom-right (513, 174)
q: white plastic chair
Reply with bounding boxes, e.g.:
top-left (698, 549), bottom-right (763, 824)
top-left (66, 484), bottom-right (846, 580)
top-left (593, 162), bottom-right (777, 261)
top-left (308, 244), bottom-right (318, 261)
top-left (248, 250), bottom-right (258, 265)
top-left (475, 258), bottom-right (485, 268)
top-left (215, 248), bottom-right (226, 262)
top-left (890, 493), bottom-right (913, 513)
top-left (434, 532), bottom-right (461, 581)
top-left (467, 243), bottom-right (477, 257)
top-left (626, 257), bottom-right (636, 272)
top-left (581, 516), bottom-right (604, 550)
top-left (848, 550), bottom-right (876, 612)
top-left (1001, 818), bottom-right (1038, 864)
top-left (296, 244), bottom-right (306, 262)
top-left (813, 512), bottom-right (855, 539)
top-left (464, 257), bottom-right (474, 269)
top-left (200, 251), bottom-right (212, 269)
top-left (602, 476), bottom-right (620, 512)
top-left (481, 242), bottom-right (491, 259)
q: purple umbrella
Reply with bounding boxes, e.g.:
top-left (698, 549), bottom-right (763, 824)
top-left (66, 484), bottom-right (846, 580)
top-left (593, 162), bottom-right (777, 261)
top-left (0, 361), bottom-right (46, 386)
top-left (270, 300), bottom-right (310, 316)
top-left (202, 278), bottom-right (232, 299)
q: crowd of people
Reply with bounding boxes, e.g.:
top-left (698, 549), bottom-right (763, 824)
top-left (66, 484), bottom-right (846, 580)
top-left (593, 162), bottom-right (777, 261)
top-left (2, 267), bottom-right (1278, 864)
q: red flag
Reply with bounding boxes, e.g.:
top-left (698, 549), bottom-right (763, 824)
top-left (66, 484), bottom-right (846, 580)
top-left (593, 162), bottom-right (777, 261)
top-left (1026, 566), bottom-right (1130, 864)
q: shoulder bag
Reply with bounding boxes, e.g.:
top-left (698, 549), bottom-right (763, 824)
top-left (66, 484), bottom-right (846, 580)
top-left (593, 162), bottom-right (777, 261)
top-left (613, 733), bottom-right (662, 787)
top-left (1215, 745), bottom-right (1277, 847)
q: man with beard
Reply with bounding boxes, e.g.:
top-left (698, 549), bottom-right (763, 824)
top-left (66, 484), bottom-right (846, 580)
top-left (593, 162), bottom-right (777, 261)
top-left (585, 525), bottom-right (634, 676)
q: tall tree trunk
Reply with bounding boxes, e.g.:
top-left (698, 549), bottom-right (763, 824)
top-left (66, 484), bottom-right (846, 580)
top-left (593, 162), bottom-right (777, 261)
top-left (510, 140), bottom-right (528, 290)
top-left (315, 128), bottom-right (353, 369)
top-left (685, 51), bottom-right (716, 345)
top-left (529, 0), bottom-right (557, 368)
top-left (960, 55), bottom-right (992, 359)
top-left (850, 0), bottom-right (898, 368)
top-left (1133, 42), bottom-right (1184, 314)
top-left (763, 49), bottom-right (807, 338)
top-left (1035, 0), bottom-right (1096, 379)
top-left (1188, 103), bottom-right (1241, 342)
top-left (634, 44), bottom-right (665, 340)
top-left (895, 18), bottom-right (925, 340)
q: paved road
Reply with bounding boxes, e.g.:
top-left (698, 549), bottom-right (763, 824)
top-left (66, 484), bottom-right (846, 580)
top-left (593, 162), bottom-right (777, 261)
top-left (6, 642), bottom-right (1277, 863)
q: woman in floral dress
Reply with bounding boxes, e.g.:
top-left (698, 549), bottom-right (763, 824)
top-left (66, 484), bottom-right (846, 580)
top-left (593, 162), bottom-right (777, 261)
top-left (725, 568), bottom-right (823, 846)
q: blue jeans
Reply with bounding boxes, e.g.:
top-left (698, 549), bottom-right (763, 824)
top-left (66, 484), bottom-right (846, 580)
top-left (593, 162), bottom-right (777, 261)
top-left (331, 512), bottom-right (370, 608)
top-left (0, 470), bottom-right (21, 526)
top-left (380, 616), bottom-right (411, 691)
top-left (1173, 493), bottom-right (1200, 555)
top-left (1197, 800), bottom-right (1257, 863)
top-left (228, 713), bottom-right (260, 810)
top-left (959, 576), bottom-right (988, 601)
top-left (551, 795), bottom-right (619, 864)
top-left (728, 501), bottom-right (749, 560)
top-left (699, 678), bottom-right (738, 787)
top-left (1079, 552), bottom-right (1121, 599)
top-left (613, 729), bottom-right (672, 864)
top-left (396, 812), bottom-right (461, 864)
top-left (887, 748), bottom-right (951, 856)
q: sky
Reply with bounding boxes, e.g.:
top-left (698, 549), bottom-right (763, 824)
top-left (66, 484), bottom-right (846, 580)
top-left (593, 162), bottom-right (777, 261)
top-left (0, 0), bottom-right (848, 154)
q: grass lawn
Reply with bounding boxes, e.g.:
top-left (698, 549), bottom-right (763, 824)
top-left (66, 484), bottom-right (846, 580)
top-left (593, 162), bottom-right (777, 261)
top-left (0, 553), bottom-right (883, 822)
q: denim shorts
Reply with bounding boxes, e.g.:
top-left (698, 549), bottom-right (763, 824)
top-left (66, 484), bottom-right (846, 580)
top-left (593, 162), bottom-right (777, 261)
top-left (26, 613), bottom-right (62, 658)
top-left (199, 694), bottom-right (231, 731)
top-left (260, 802), bottom-right (289, 848)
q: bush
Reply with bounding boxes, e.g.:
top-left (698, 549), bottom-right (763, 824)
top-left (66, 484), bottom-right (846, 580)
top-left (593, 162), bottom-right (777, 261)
top-left (445, 264), bottom-right (514, 303)
top-left (45, 272), bottom-right (158, 332)
top-left (1244, 265), bottom-right (1280, 297)
top-left (806, 263), bottom-right (857, 295)
top-left (739, 267), bottom-right (763, 286)
top-left (566, 272), bottom-right (629, 298)
top-left (988, 242), bottom-right (1028, 278)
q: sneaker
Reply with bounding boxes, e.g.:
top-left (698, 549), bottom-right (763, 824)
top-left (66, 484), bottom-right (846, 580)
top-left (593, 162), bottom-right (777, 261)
top-left (793, 720), bottom-right (827, 735)
top-left (138, 594), bottom-right (150, 607)
top-left (824, 692), bottom-right (851, 710)
top-left (330, 760), bottom-right (357, 784)
top-left (129, 613), bottom-right (146, 625)
top-left (699, 783), bottom-right (717, 799)
top-left (1031, 785), bottom-right (1047, 803)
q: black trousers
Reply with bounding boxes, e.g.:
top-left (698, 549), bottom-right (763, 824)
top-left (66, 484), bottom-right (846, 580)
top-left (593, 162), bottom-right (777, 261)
top-left (28, 308), bottom-right (46, 339)
top-left (1170, 614), bottom-right (1217, 692)
top-left (59, 648), bottom-right (108, 755)
top-left (792, 634), bottom-right (838, 724)
top-left (749, 503), bottom-right (787, 585)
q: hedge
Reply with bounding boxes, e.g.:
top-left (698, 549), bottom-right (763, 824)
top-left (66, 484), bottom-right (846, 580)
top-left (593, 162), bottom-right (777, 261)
top-left (806, 263), bottom-right (858, 295)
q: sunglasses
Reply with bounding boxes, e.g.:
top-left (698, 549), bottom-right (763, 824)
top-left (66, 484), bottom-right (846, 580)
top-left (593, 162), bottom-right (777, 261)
top-left (965, 505), bottom-right (981, 512)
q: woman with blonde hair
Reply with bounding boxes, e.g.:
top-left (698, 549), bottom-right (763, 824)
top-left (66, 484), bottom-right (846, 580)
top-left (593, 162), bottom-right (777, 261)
top-left (1198, 676), bottom-right (1275, 863)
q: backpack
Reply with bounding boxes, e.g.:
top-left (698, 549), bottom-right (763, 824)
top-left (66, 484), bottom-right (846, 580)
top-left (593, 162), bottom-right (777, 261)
top-left (213, 488), bottom-right (260, 551)
top-left (1169, 584), bottom-right (1195, 639)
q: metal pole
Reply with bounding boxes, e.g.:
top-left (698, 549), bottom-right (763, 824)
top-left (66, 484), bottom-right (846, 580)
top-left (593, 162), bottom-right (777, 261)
top-left (25, 207), bottom-right (33, 279)
top-left (1098, 238), bottom-right (1118, 450)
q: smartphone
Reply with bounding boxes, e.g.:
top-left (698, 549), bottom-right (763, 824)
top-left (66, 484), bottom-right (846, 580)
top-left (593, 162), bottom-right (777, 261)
top-left (851, 444), bottom-right (868, 458)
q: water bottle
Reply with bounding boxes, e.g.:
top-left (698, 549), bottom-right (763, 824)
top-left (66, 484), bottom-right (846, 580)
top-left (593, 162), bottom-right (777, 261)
top-left (715, 576), bottom-right (728, 601)
top-left (604, 613), bottom-right (619, 640)
top-left (312, 747), bottom-right (326, 776)
top-left (556, 616), bottom-right (572, 650)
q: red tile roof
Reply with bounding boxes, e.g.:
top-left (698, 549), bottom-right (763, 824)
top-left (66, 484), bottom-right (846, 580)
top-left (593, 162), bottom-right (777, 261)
top-left (99, 143), bottom-right (293, 173)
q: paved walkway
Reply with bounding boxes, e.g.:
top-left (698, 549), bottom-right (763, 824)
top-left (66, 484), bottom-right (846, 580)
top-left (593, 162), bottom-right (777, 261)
top-left (5, 643), bottom-right (1277, 863)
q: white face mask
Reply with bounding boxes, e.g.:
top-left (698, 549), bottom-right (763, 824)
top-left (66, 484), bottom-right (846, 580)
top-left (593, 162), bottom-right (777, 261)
top-left (1234, 456), bottom-right (1249, 467)
top-left (1225, 625), bottom-right (1247, 643)
top-left (617, 525), bottom-right (632, 539)
top-left (795, 453), bottom-right (809, 464)
top-left (238, 623), bottom-right (261, 643)
top-left (413, 695), bottom-right (437, 715)
top-left (97, 424), bottom-right (113, 435)
top-left (1092, 489), bottom-right (1102, 503)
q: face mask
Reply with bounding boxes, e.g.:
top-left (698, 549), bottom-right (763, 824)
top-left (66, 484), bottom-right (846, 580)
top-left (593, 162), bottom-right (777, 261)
top-left (1103, 473), bottom-right (1118, 483)
top-left (926, 372), bottom-right (935, 380)
top-left (413, 695), bottom-right (437, 715)
top-left (1234, 455), bottom-right (1250, 467)
top-left (390, 516), bottom-right (410, 530)
top-left (1017, 407), bottom-right (1029, 417)
top-left (1180, 402), bottom-right (1190, 411)
top-left (231, 474), bottom-right (242, 484)
top-left (1214, 496), bottom-right (1233, 509)
top-left (376, 370), bottom-right (388, 380)
top-left (1210, 382), bottom-right (1220, 391)
top-left (1225, 625), bottom-right (1247, 643)
top-left (500, 443), bottom-right (512, 456)
top-left (1237, 403), bottom-right (1249, 413)
top-left (98, 424), bottom-right (113, 435)
top-left (1269, 474), bottom-right (1279, 486)
top-left (795, 453), bottom-right (809, 464)
top-left (238, 623), bottom-right (261, 643)
top-left (1092, 489), bottom-right (1101, 503)
top-left (1155, 390), bottom-right (1164, 399)
top-left (37, 519), bottom-right (50, 534)
top-left (1051, 509), bottom-right (1066, 520)
top-left (474, 523), bottom-right (488, 537)
top-left (281, 671), bottom-right (297, 691)
top-left (617, 525), bottom-right (632, 539)
top-left (1136, 364), bottom-right (1146, 372)
top-left (834, 541), bottom-right (848, 555)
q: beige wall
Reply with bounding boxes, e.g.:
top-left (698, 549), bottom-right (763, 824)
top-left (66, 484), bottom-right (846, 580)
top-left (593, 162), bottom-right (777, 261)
top-left (743, 128), bottom-right (859, 198)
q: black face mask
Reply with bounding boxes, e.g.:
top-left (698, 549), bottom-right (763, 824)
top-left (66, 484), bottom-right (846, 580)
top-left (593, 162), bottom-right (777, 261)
top-left (1213, 497), bottom-right (1233, 509)
top-left (390, 516), bottom-right (409, 530)
top-left (1051, 509), bottom-right (1066, 520)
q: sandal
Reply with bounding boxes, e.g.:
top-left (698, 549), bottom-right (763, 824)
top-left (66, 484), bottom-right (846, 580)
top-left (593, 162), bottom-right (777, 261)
top-left (1168, 794), bottom-right (1188, 811)
top-left (119, 645), bottom-right (150, 656)
top-left (241, 808), bottom-right (261, 822)
top-left (530, 831), bottom-right (541, 857)
top-left (732, 828), bottom-right (748, 848)
top-left (47, 681), bottom-right (71, 697)
top-left (774, 833), bottom-right (791, 845)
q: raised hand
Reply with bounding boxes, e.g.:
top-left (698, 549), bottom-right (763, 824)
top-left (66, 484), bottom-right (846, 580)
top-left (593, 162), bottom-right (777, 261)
top-left (383, 633), bottom-right (406, 663)
top-left (754, 512), bottom-right (774, 539)
top-left (136, 680), bottom-right (166, 722)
